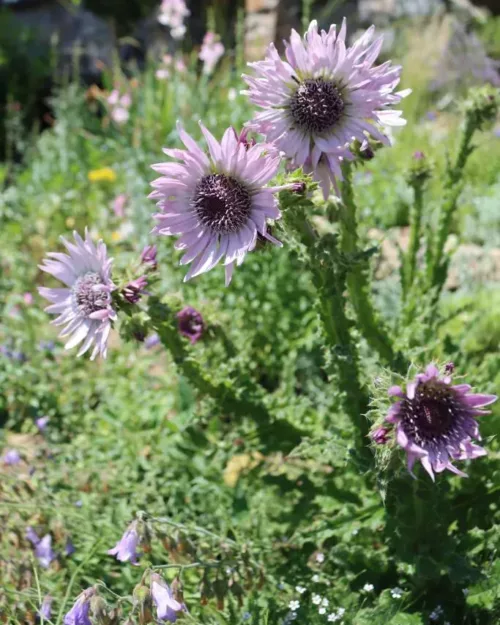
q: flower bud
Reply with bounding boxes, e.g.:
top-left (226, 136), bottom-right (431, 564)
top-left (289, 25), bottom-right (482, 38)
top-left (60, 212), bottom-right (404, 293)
top-left (371, 427), bottom-right (390, 445)
top-left (177, 307), bottom-right (204, 344)
top-left (141, 245), bottom-right (158, 271)
top-left (122, 276), bottom-right (148, 304)
top-left (90, 596), bottom-right (109, 625)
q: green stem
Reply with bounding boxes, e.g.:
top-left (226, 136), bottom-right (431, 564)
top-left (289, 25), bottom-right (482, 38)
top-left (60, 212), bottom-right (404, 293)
top-left (405, 184), bottom-right (424, 299)
top-left (429, 114), bottom-right (475, 292)
top-left (283, 203), bottom-right (372, 467)
top-left (339, 163), bottom-right (404, 371)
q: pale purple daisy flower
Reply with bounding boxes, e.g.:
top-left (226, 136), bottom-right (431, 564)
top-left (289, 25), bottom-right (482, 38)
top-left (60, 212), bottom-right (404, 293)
top-left (151, 573), bottom-right (185, 622)
top-left (38, 230), bottom-right (116, 360)
top-left (386, 364), bottom-right (497, 480)
top-left (2, 448), bottom-right (21, 465)
top-left (243, 19), bottom-right (410, 198)
top-left (38, 594), bottom-right (53, 621)
top-left (177, 306), bottom-right (204, 344)
top-left (108, 520), bottom-right (140, 564)
top-left (149, 122), bottom-right (291, 285)
top-left (64, 587), bottom-right (95, 625)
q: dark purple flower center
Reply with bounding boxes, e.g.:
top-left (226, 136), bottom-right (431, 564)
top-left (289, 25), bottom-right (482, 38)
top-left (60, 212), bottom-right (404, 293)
top-left (193, 174), bottom-right (252, 234)
top-left (400, 381), bottom-right (473, 450)
top-left (289, 79), bottom-right (345, 134)
top-left (72, 272), bottom-right (109, 317)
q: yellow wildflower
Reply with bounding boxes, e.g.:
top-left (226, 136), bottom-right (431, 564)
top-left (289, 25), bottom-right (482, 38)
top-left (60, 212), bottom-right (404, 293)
top-left (88, 167), bottom-right (117, 183)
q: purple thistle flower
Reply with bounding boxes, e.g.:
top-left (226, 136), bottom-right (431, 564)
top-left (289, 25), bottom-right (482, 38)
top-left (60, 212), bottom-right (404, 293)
top-left (141, 245), bottom-right (158, 270)
top-left (149, 122), bottom-right (292, 285)
top-left (177, 306), bottom-right (204, 344)
top-left (38, 229), bottom-right (117, 360)
top-left (64, 587), bottom-right (95, 625)
top-left (243, 19), bottom-right (410, 199)
top-left (36, 416), bottom-right (50, 432)
top-left (35, 534), bottom-right (56, 568)
top-left (2, 448), bottom-right (21, 465)
top-left (26, 526), bottom-right (40, 546)
top-left (107, 520), bottom-right (140, 564)
top-left (151, 573), bottom-right (185, 622)
top-left (122, 276), bottom-right (148, 304)
top-left (38, 595), bottom-right (53, 621)
top-left (386, 364), bottom-right (497, 480)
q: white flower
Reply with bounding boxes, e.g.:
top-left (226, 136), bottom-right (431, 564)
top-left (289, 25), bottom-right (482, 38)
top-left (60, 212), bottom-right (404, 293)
top-left (228, 88), bottom-right (237, 101)
top-left (295, 586), bottom-right (306, 595)
top-left (319, 607), bottom-right (327, 615)
top-left (312, 574), bottom-right (320, 583)
top-left (352, 529), bottom-right (359, 536)
top-left (327, 614), bottom-right (339, 623)
top-left (312, 593), bottom-right (322, 605)
top-left (337, 608), bottom-right (345, 617)
top-left (316, 552), bottom-right (325, 563)
top-left (289, 600), bottom-right (300, 611)
top-left (390, 587), bottom-right (404, 599)
top-left (321, 598), bottom-right (329, 607)
top-left (362, 583), bottom-right (374, 592)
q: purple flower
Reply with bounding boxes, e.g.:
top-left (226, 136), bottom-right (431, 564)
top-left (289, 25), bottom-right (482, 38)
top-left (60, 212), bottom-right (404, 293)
top-left (149, 122), bottom-right (293, 285)
top-left (108, 520), bottom-right (140, 564)
top-left (26, 526), bottom-right (40, 546)
top-left (38, 595), bottom-right (53, 621)
top-left (2, 448), bottom-right (21, 465)
top-left (38, 229), bottom-right (117, 360)
top-left (145, 333), bottom-right (161, 349)
top-left (141, 245), bottom-right (158, 270)
top-left (65, 538), bottom-right (76, 556)
top-left (112, 194), bottom-right (128, 218)
top-left (122, 276), bottom-right (148, 304)
top-left (151, 573), bottom-right (185, 622)
top-left (386, 364), bottom-right (497, 480)
top-left (243, 19), bottom-right (409, 199)
top-left (35, 534), bottom-right (56, 568)
top-left (199, 32), bottom-right (225, 75)
top-left (36, 416), bottom-right (50, 432)
top-left (177, 307), bottom-right (204, 344)
top-left (64, 587), bottom-right (95, 625)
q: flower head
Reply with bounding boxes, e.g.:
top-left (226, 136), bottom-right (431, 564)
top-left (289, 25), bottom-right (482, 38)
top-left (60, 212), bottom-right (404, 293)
top-left (244, 19), bottom-right (409, 198)
top-left (199, 32), bottom-right (225, 75)
top-left (386, 364), bottom-right (496, 480)
top-left (2, 448), bottom-right (21, 465)
top-left (36, 416), bottom-right (50, 432)
top-left (122, 276), bottom-right (148, 305)
top-left (88, 168), bottom-right (117, 183)
top-left (35, 535), bottom-right (56, 568)
top-left (108, 520), bottom-right (141, 564)
top-left (158, 0), bottom-right (189, 39)
top-left (151, 573), bottom-right (185, 622)
top-left (39, 595), bottom-right (53, 620)
top-left (64, 587), bottom-right (96, 625)
top-left (112, 194), bottom-right (128, 218)
top-left (362, 583), bottom-right (374, 592)
top-left (177, 306), bottom-right (204, 344)
top-left (26, 526), bottom-right (40, 546)
top-left (149, 122), bottom-right (290, 285)
top-left (38, 230), bottom-right (116, 360)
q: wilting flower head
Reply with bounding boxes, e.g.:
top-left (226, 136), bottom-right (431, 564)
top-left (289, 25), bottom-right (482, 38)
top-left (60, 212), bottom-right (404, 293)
top-left (108, 520), bottom-right (140, 564)
top-left (386, 364), bottom-right (497, 480)
top-left (177, 306), bottom-right (204, 344)
top-left (149, 122), bottom-right (291, 285)
top-left (199, 32), bottom-right (225, 75)
top-left (64, 587), bottom-right (96, 625)
top-left (141, 245), bottom-right (158, 270)
top-left (151, 573), bottom-right (185, 622)
top-left (38, 230), bottom-right (116, 360)
top-left (38, 594), bottom-right (53, 620)
top-left (244, 19), bottom-right (409, 198)
top-left (2, 448), bottom-right (21, 465)
top-left (35, 534), bottom-right (56, 568)
top-left (122, 276), bottom-right (148, 305)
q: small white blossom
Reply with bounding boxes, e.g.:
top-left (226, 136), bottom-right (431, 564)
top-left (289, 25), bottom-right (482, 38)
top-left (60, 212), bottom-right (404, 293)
top-left (363, 583), bottom-right (374, 592)
top-left (430, 605), bottom-right (444, 621)
top-left (295, 586), bottom-right (306, 595)
top-left (321, 598), bottom-right (329, 607)
top-left (352, 528), bottom-right (359, 535)
top-left (327, 615), bottom-right (339, 623)
top-left (316, 552), bottom-right (325, 563)
top-left (337, 608), bottom-right (346, 617)
top-left (289, 600), bottom-right (300, 611)
top-left (312, 593), bottom-right (322, 605)
top-left (312, 574), bottom-right (320, 583)
top-left (391, 587), bottom-right (404, 599)
top-left (319, 607), bottom-right (327, 615)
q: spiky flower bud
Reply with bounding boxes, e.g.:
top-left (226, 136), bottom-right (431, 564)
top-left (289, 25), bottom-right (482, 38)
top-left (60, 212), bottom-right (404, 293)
top-left (463, 85), bottom-right (499, 130)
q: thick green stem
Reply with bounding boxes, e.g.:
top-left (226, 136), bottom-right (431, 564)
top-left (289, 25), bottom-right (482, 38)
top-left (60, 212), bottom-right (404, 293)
top-left (283, 202), bottom-right (372, 467)
top-left (339, 163), bottom-right (404, 372)
top-left (404, 184), bottom-right (424, 299)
